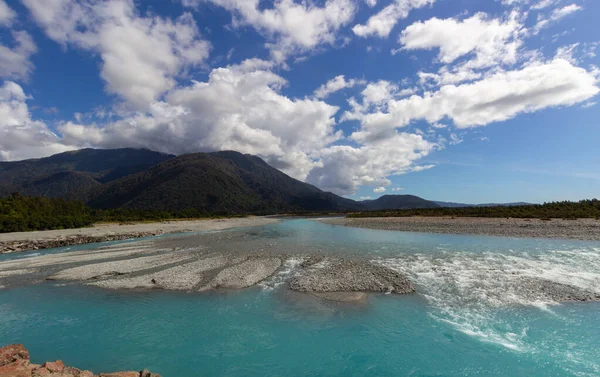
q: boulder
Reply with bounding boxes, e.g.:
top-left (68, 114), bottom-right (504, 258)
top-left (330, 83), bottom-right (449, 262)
top-left (0, 344), bottom-right (30, 366)
top-left (0, 359), bottom-right (31, 377)
top-left (140, 369), bottom-right (162, 377)
top-left (43, 360), bottom-right (65, 373)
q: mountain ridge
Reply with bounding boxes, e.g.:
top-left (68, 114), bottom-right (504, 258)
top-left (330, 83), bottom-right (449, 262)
top-left (1, 148), bottom-right (439, 214)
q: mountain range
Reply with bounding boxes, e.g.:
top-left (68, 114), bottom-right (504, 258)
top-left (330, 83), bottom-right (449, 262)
top-left (0, 148), bottom-right (532, 214)
top-left (0, 148), bottom-right (440, 214)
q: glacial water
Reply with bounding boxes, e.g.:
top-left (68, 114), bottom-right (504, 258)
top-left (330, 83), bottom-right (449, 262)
top-left (1, 219), bottom-right (600, 376)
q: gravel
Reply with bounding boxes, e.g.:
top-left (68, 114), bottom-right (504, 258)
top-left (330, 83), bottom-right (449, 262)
top-left (321, 217), bottom-right (600, 241)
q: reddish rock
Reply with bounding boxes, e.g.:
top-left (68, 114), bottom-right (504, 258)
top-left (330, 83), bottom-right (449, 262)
top-left (0, 361), bottom-right (31, 377)
top-left (42, 360), bottom-right (65, 373)
top-left (0, 345), bottom-right (159, 377)
top-left (0, 344), bottom-right (30, 366)
top-left (32, 366), bottom-right (51, 376)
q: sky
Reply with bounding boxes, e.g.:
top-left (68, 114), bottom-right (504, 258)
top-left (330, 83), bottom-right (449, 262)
top-left (0, 0), bottom-right (599, 204)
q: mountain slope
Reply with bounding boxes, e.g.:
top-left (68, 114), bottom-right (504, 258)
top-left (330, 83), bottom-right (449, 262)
top-left (0, 148), bottom-right (174, 199)
top-left (89, 151), bottom-right (360, 213)
top-left (362, 195), bottom-right (440, 210)
top-left (1, 148), bottom-right (442, 214)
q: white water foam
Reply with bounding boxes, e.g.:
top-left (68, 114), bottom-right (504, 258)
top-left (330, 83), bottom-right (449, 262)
top-left (376, 246), bottom-right (600, 353)
top-left (259, 257), bottom-right (305, 290)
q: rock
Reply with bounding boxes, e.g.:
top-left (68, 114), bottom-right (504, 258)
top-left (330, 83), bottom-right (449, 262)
top-left (140, 369), bottom-right (162, 377)
top-left (0, 344), bottom-right (159, 377)
top-left (0, 363), bottom-right (31, 377)
top-left (0, 357), bottom-right (30, 377)
top-left (43, 360), bottom-right (65, 373)
top-left (0, 344), bottom-right (30, 366)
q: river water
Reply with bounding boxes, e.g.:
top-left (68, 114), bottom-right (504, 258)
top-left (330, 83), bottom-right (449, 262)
top-left (1, 219), bottom-right (599, 376)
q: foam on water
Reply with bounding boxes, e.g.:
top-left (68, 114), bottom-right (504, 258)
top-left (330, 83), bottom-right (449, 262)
top-left (258, 257), bottom-right (304, 290)
top-left (376, 244), bottom-right (600, 364)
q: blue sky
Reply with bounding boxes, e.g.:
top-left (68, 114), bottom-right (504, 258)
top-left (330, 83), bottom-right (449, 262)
top-left (0, 0), bottom-right (599, 204)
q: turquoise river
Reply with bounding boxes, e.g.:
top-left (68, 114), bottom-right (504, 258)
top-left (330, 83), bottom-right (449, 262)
top-left (1, 219), bottom-right (599, 376)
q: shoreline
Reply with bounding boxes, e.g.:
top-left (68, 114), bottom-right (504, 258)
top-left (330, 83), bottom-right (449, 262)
top-left (320, 216), bottom-right (600, 241)
top-left (0, 217), bottom-right (278, 254)
top-left (0, 344), bottom-right (161, 377)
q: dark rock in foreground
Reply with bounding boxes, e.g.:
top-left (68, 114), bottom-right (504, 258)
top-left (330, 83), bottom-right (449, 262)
top-left (0, 344), bottom-right (160, 377)
top-left (289, 260), bottom-right (415, 295)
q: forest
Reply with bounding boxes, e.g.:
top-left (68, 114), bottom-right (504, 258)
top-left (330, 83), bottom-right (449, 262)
top-left (0, 193), bottom-right (241, 233)
top-left (2, 194), bottom-right (599, 233)
top-left (348, 199), bottom-right (600, 219)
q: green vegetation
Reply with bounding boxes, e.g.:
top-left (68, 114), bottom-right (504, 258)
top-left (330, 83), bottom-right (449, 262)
top-left (0, 194), bottom-right (244, 233)
top-left (348, 200), bottom-right (600, 219)
top-left (0, 193), bottom-right (94, 232)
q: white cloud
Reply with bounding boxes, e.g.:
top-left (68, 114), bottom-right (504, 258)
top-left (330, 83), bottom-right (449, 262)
top-left (534, 4), bottom-right (582, 34)
top-left (359, 196), bottom-right (373, 200)
top-left (0, 31), bottom-right (38, 81)
top-left (306, 132), bottom-right (436, 195)
top-left (373, 186), bottom-right (386, 193)
top-left (345, 59), bottom-right (599, 141)
top-left (418, 66), bottom-right (483, 86)
top-left (399, 12), bottom-right (524, 69)
top-left (554, 43), bottom-right (580, 64)
top-left (365, 0), bottom-right (377, 7)
top-left (314, 75), bottom-right (363, 99)
top-left (58, 59), bottom-right (341, 181)
top-left (353, 0), bottom-right (435, 38)
top-left (391, 187), bottom-right (404, 192)
top-left (0, 0), bottom-right (15, 27)
top-left (0, 82), bottom-right (74, 161)
top-left (411, 164), bottom-right (435, 172)
top-left (184, 0), bottom-right (356, 62)
top-left (531, 0), bottom-right (558, 10)
top-left (22, 0), bottom-right (210, 108)
top-left (361, 80), bottom-right (398, 104)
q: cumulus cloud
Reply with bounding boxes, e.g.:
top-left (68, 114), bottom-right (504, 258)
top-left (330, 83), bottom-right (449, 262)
top-left (57, 59), bottom-right (341, 181)
top-left (353, 0), bottom-right (435, 38)
top-left (0, 0), bottom-right (15, 27)
top-left (373, 186), bottom-right (386, 193)
top-left (22, 0), bottom-right (210, 108)
top-left (0, 82), bottom-right (74, 161)
top-left (345, 59), bottom-right (599, 141)
top-left (399, 12), bottom-right (524, 69)
top-left (534, 4), bottom-right (582, 34)
top-left (0, 31), bottom-right (38, 81)
top-left (183, 0), bottom-right (356, 62)
top-left (391, 187), bottom-right (404, 192)
top-left (313, 75), bottom-right (364, 99)
top-left (306, 132), bottom-right (435, 195)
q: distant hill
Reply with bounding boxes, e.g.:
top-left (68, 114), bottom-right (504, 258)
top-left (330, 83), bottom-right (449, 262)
top-left (435, 201), bottom-right (533, 208)
top-left (362, 195), bottom-right (440, 210)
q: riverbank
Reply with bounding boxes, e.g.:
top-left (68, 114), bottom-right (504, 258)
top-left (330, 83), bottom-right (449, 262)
top-left (0, 344), bottom-right (160, 376)
top-left (320, 217), bottom-right (600, 241)
top-left (0, 217), bottom-right (278, 254)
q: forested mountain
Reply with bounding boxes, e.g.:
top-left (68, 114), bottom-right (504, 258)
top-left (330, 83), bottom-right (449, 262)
top-left (0, 148), bottom-right (441, 214)
top-left (0, 148), bottom-right (174, 198)
top-left (89, 151), bottom-right (361, 213)
top-left (362, 195), bottom-right (441, 210)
